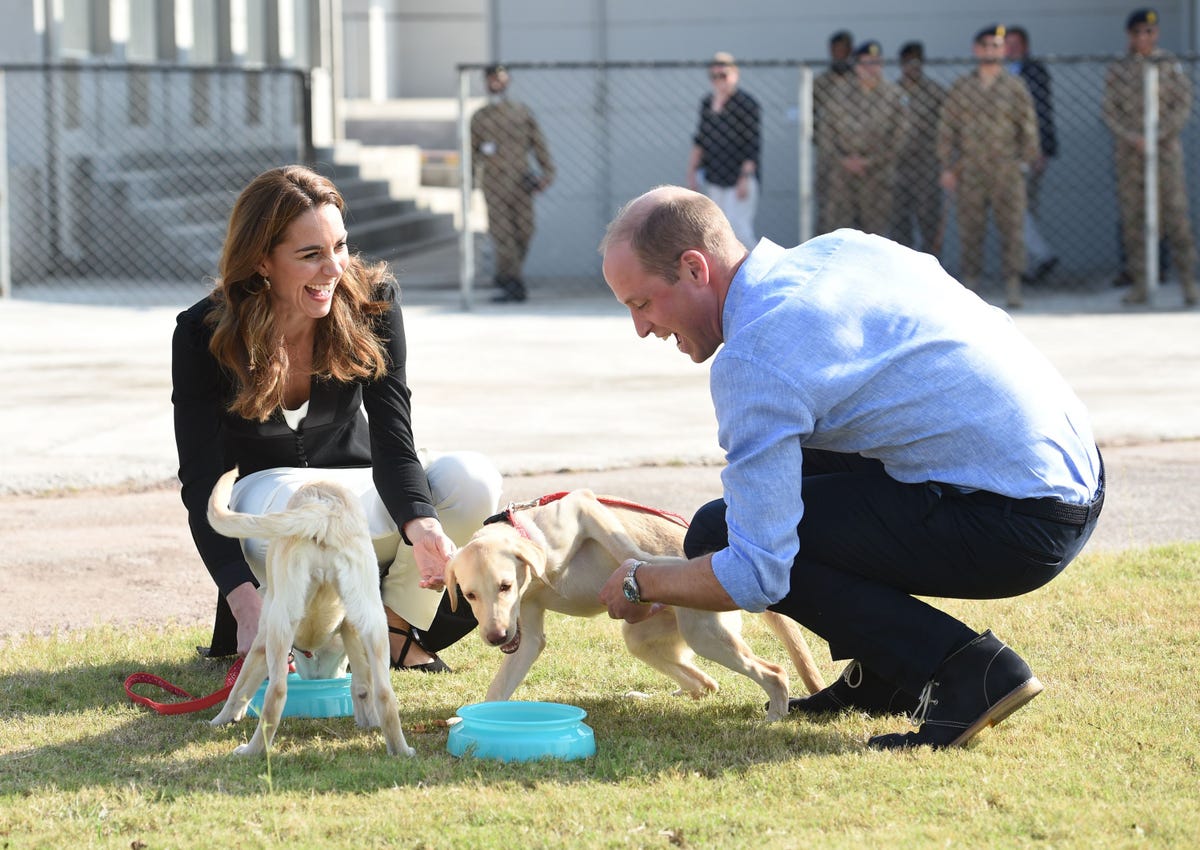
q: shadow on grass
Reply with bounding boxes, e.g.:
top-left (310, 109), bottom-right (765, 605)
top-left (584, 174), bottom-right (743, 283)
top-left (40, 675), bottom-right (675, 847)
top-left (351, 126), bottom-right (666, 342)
top-left (2, 655), bottom-right (855, 795)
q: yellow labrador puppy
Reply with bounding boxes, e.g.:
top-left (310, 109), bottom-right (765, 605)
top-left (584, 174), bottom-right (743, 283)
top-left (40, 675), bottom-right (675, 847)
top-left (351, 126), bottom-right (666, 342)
top-left (443, 490), bottom-right (825, 721)
top-left (206, 468), bottom-right (414, 757)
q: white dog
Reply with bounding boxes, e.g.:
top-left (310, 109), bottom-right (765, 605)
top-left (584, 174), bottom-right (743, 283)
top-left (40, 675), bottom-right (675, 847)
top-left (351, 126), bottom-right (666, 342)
top-left (443, 490), bottom-right (825, 721)
top-left (206, 468), bottom-right (414, 757)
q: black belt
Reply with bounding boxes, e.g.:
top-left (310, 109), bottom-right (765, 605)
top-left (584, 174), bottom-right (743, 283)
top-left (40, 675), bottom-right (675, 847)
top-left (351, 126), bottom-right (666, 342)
top-left (943, 455), bottom-right (1105, 528)
top-left (957, 487), bottom-right (1103, 526)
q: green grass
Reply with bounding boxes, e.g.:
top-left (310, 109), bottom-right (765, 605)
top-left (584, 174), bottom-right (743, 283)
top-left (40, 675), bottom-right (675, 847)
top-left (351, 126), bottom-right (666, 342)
top-left (2, 544), bottom-right (1198, 849)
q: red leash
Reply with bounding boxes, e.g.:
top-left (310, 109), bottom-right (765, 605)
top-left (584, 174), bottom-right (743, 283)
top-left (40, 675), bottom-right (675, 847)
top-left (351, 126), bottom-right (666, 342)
top-left (124, 657), bottom-right (244, 715)
top-left (491, 491), bottom-right (690, 539)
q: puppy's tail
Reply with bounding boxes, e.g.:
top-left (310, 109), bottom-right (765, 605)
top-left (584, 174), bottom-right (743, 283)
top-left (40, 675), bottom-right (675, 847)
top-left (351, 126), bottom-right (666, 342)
top-left (207, 467), bottom-right (339, 543)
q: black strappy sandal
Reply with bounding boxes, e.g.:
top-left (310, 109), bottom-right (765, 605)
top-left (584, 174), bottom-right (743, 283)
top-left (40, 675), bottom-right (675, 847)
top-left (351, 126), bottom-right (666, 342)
top-left (388, 626), bottom-right (452, 674)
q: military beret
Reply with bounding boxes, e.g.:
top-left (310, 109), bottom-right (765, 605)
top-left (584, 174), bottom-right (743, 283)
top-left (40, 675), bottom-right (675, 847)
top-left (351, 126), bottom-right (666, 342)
top-left (974, 24), bottom-right (1006, 43)
top-left (854, 40), bottom-right (883, 58)
top-left (1126, 8), bottom-right (1158, 30)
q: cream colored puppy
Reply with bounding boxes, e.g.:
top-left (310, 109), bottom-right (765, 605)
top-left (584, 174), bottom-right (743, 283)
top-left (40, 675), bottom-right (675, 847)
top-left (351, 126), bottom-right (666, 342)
top-left (443, 490), bottom-right (825, 721)
top-left (206, 468), bottom-right (414, 757)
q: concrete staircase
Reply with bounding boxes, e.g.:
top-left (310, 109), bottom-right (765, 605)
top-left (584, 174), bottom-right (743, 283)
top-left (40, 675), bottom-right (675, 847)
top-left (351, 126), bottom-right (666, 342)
top-left (312, 140), bottom-right (457, 267)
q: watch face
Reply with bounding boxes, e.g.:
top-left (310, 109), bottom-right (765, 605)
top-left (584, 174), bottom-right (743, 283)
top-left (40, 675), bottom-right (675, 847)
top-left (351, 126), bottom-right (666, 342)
top-left (622, 575), bottom-right (639, 603)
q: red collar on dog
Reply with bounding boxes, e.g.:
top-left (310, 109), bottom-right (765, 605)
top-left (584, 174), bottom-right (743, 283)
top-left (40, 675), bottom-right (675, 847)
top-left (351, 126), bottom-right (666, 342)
top-left (482, 491), bottom-right (690, 539)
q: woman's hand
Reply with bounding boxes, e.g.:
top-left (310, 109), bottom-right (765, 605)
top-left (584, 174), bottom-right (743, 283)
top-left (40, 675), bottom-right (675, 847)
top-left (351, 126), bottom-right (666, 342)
top-left (226, 581), bottom-right (263, 656)
top-left (404, 517), bottom-right (456, 590)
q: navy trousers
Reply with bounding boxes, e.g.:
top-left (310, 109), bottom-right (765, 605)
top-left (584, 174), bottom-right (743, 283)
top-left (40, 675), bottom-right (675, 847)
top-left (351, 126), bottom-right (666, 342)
top-left (684, 450), bottom-right (1102, 695)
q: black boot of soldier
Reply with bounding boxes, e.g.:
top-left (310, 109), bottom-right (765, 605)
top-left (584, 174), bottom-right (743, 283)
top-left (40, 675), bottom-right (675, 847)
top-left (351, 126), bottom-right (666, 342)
top-left (492, 276), bottom-right (527, 303)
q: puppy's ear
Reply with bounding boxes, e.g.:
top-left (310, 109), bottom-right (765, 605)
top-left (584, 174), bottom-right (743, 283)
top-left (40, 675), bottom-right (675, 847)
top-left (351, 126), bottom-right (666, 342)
top-left (514, 538), bottom-right (548, 593)
top-left (443, 557), bottom-right (459, 612)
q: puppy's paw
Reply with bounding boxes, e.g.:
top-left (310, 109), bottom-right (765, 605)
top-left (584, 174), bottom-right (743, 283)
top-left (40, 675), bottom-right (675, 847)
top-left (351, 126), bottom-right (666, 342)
top-left (232, 742), bottom-right (261, 757)
top-left (763, 706), bottom-right (788, 723)
top-left (210, 712), bottom-right (236, 727)
top-left (389, 742), bottom-right (416, 758)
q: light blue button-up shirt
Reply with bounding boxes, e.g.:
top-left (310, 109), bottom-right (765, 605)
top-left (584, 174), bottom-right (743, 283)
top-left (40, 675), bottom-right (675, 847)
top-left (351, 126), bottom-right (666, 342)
top-left (709, 231), bottom-right (1100, 611)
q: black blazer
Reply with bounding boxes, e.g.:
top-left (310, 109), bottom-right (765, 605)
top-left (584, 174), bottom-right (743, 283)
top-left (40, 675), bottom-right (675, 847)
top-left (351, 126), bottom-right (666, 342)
top-left (171, 288), bottom-right (435, 595)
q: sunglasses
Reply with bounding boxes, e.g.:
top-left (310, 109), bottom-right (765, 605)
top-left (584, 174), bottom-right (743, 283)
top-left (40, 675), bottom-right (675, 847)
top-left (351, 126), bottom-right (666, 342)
top-left (709, 70), bottom-right (730, 80)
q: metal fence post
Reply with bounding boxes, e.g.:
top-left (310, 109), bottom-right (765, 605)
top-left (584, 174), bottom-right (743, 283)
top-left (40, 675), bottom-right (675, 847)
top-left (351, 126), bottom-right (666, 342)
top-left (299, 69), bottom-right (315, 166)
top-left (1143, 60), bottom-right (1160, 299)
top-left (0, 70), bottom-right (9, 300)
top-left (797, 64), bottom-right (813, 244)
top-left (457, 67), bottom-right (474, 310)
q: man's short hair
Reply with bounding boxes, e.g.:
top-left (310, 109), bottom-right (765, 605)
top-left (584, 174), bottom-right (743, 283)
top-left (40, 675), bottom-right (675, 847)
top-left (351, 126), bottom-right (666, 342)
top-left (899, 41), bottom-right (925, 61)
top-left (601, 189), bottom-right (737, 282)
top-left (710, 51), bottom-right (737, 67)
top-left (483, 63), bottom-right (507, 77)
top-left (830, 30), bottom-right (853, 48)
top-left (1006, 25), bottom-right (1030, 48)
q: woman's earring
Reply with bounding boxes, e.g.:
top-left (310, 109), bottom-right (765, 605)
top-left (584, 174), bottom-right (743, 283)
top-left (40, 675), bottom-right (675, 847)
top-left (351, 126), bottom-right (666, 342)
top-left (262, 276), bottom-right (271, 292)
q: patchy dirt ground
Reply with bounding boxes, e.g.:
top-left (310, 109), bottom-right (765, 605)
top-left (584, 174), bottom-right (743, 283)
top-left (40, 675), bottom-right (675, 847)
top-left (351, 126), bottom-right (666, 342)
top-left (3, 443), bottom-right (1197, 646)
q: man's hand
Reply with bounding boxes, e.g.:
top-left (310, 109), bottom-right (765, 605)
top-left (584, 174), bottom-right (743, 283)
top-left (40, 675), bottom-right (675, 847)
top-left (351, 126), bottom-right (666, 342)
top-left (599, 559), bottom-right (666, 624)
top-left (842, 155), bottom-right (868, 176)
top-left (939, 169), bottom-right (958, 193)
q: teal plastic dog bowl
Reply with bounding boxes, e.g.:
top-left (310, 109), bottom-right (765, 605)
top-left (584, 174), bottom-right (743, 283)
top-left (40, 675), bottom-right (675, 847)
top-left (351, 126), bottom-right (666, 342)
top-left (247, 672), bottom-right (354, 719)
top-left (447, 701), bottom-right (596, 762)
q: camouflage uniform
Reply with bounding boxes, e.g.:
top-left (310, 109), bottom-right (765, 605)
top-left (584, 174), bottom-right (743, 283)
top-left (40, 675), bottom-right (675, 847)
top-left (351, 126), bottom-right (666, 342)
top-left (813, 68), bottom-right (854, 233)
top-left (894, 74), bottom-right (946, 254)
top-left (1102, 48), bottom-right (1198, 304)
top-left (825, 78), bottom-right (909, 235)
top-left (470, 98), bottom-right (555, 291)
top-left (938, 70), bottom-right (1039, 285)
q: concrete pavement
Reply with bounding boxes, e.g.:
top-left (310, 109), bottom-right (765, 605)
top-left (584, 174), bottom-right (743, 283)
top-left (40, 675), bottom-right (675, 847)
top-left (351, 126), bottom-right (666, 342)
top-left (1, 273), bottom-right (1198, 497)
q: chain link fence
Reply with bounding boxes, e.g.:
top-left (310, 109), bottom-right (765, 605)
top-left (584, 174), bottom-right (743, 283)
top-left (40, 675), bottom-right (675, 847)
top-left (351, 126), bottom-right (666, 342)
top-left (4, 59), bottom-right (1200, 308)
top-left (459, 57), bottom-right (1200, 308)
top-left (0, 65), bottom-right (309, 303)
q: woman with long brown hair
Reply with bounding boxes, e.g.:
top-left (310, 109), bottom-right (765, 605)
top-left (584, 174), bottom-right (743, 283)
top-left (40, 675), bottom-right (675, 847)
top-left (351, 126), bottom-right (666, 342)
top-left (173, 165), bottom-right (500, 672)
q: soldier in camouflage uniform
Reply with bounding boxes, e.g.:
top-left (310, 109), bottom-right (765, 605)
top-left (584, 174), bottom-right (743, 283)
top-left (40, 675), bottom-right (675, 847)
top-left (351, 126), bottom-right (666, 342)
top-left (893, 41), bottom-right (946, 254)
top-left (938, 25), bottom-right (1040, 308)
top-left (824, 41), bottom-right (909, 236)
top-left (813, 30), bottom-right (855, 234)
top-left (1102, 8), bottom-right (1198, 307)
top-left (470, 64), bottom-right (555, 303)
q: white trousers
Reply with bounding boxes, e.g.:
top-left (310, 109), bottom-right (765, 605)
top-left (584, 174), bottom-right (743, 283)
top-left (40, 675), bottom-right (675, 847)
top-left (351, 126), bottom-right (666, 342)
top-left (230, 450), bottom-right (503, 630)
top-left (705, 179), bottom-right (759, 248)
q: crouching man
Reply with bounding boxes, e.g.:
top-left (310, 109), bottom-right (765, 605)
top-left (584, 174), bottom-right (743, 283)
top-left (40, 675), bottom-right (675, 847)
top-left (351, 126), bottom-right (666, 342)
top-left (597, 186), bottom-right (1103, 749)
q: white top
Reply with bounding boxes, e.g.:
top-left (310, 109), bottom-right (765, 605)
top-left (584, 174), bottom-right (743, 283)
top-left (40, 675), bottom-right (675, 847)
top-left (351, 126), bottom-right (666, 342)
top-left (281, 399), bottom-right (309, 431)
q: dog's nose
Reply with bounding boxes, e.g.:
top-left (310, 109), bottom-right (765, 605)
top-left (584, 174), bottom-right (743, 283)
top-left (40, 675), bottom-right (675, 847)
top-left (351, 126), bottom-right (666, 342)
top-left (484, 629), bottom-right (509, 647)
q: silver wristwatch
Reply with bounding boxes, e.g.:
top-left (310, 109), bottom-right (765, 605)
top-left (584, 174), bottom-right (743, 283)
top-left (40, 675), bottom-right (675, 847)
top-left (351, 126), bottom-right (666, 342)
top-left (622, 560), bottom-right (647, 604)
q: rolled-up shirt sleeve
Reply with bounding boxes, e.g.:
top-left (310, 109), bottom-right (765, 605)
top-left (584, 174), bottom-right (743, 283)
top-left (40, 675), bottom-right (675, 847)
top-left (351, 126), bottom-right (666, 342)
top-left (708, 353), bottom-right (813, 611)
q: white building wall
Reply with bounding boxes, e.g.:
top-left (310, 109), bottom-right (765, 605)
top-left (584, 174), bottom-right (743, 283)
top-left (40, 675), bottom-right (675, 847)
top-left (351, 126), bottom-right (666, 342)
top-left (0, 3), bottom-right (38, 62)
top-left (342, 0), bottom-right (487, 98)
top-left (492, 0), bottom-right (1195, 63)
